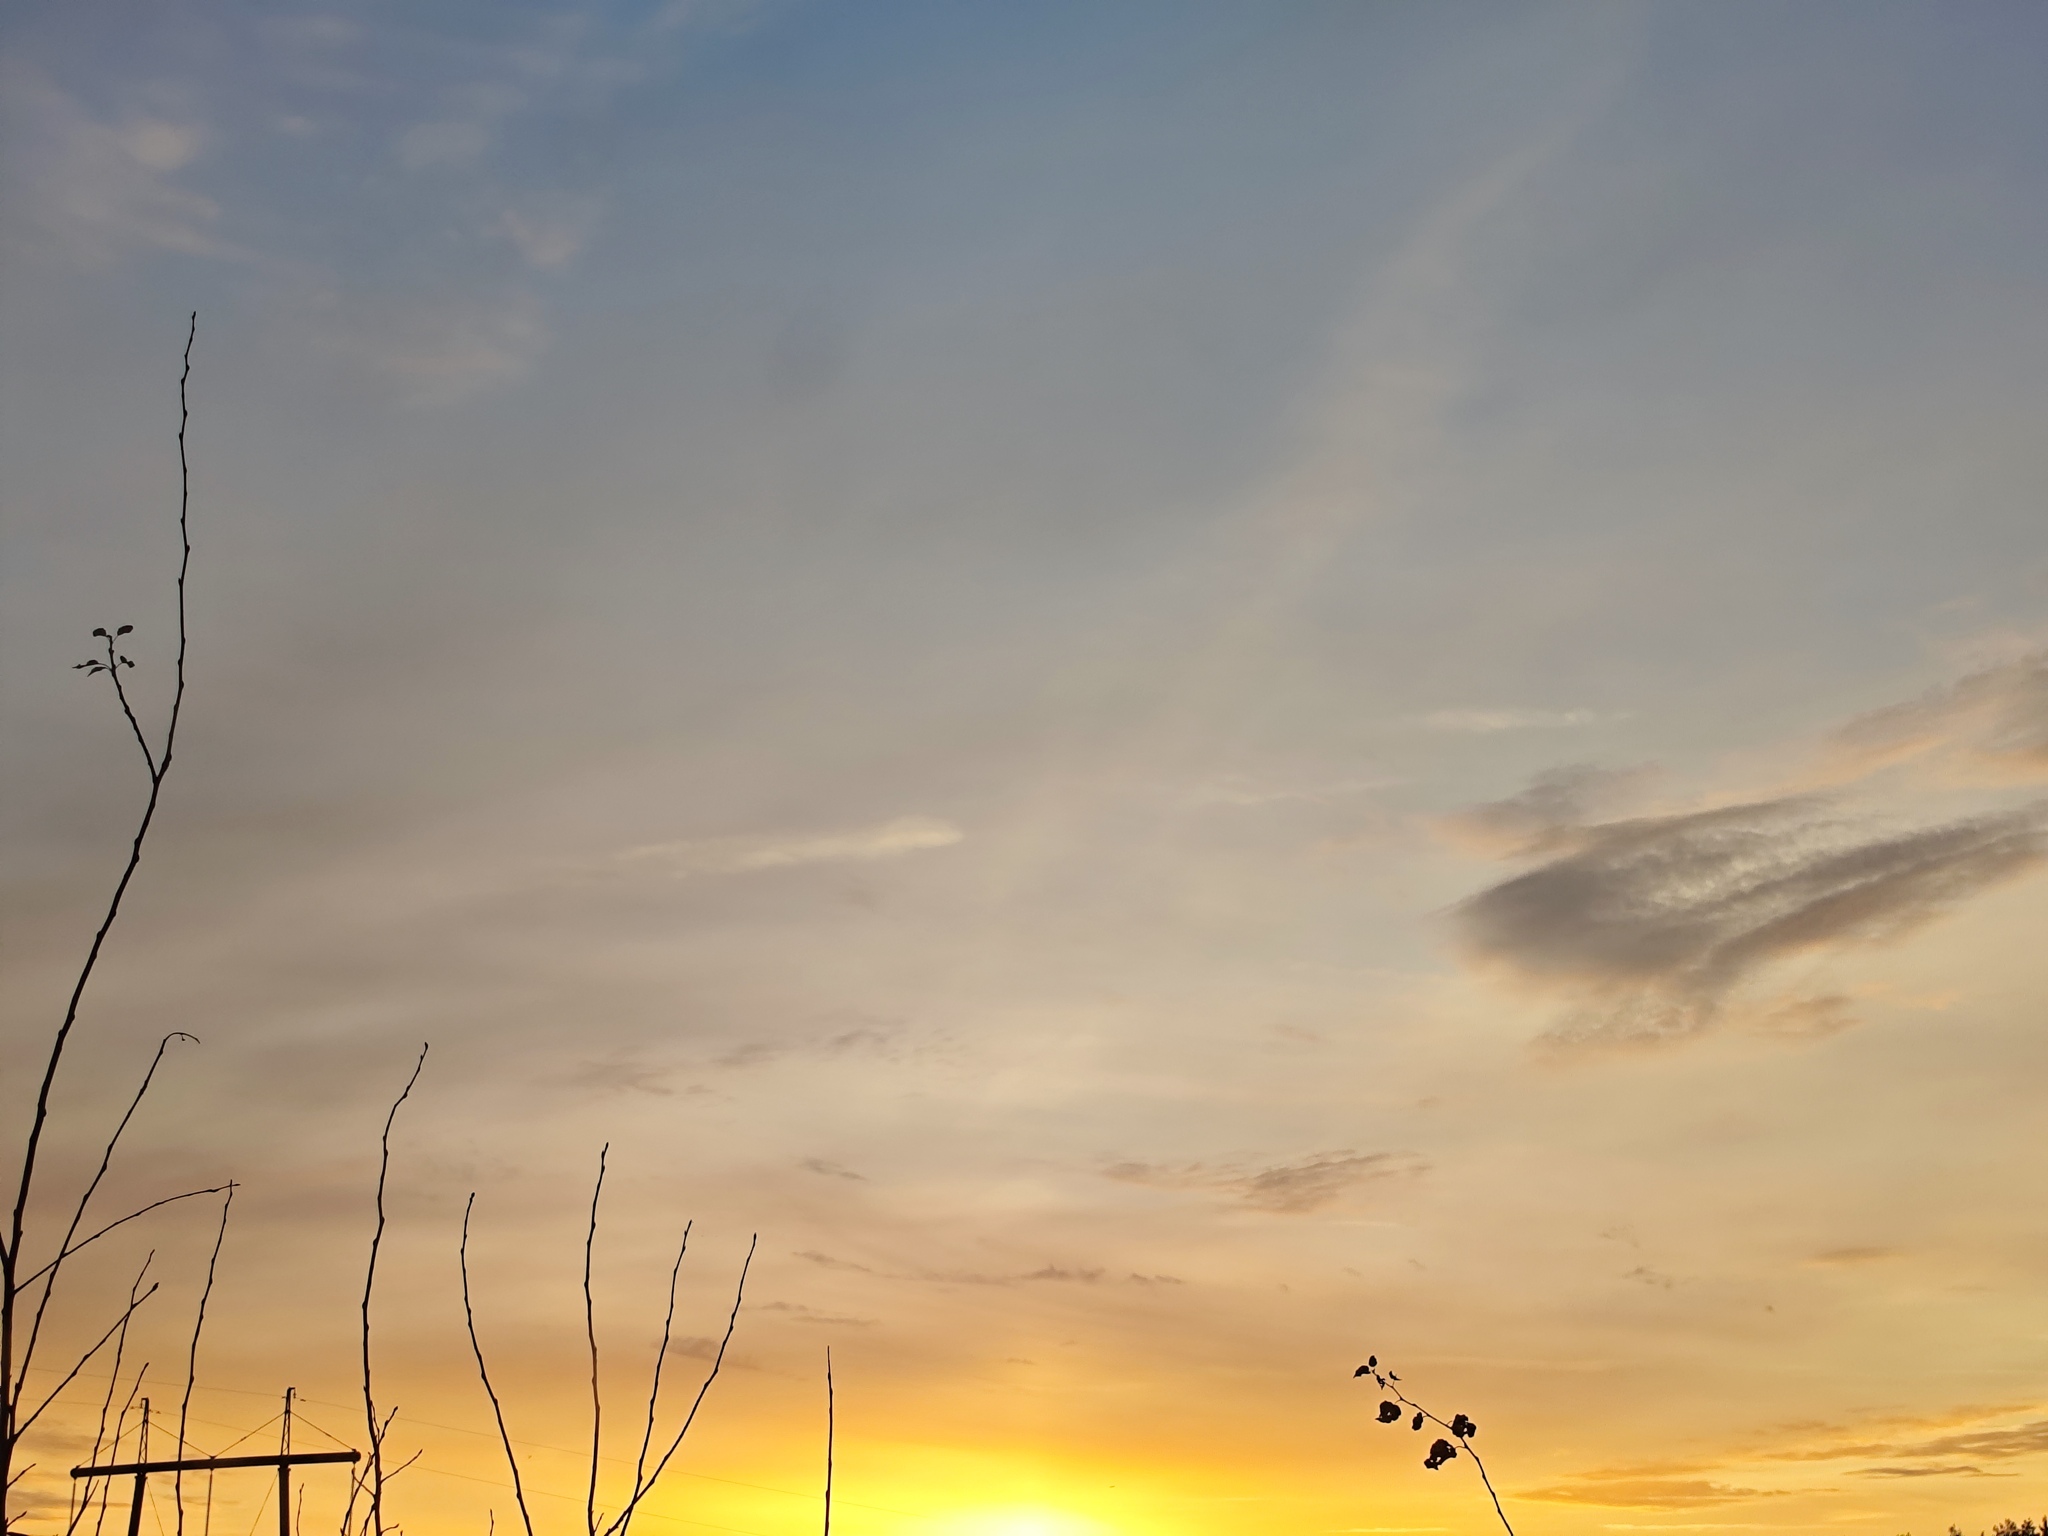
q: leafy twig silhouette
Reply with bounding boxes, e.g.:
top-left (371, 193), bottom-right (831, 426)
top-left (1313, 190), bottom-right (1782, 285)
top-left (1354, 1354), bottom-right (1515, 1536)
top-left (3, 314), bottom-right (211, 1536)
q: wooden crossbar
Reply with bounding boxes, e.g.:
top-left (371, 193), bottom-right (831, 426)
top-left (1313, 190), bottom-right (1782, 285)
top-left (71, 1450), bottom-right (359, 1478)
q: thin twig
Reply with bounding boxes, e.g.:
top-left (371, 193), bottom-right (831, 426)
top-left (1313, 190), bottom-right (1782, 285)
top-left (175, 1186), bottom-right (233, 1536)
top-left (630, 1223), bottom-right (691, 1498)
top-left (16, 1288), bottom-right (159, 1437)
top-left (68, 1259), bottom-right (150, 1536)
top-left (4, 314), bottom-right (197, 1536)
top-left (103, 632), bottom-right (158, 779)
top-left (94, 1364), bottom-right (148, 1536)
top-left (1362, 1367), bottom-right (1515, 1536)
top-left (604, 1235), bottom-right (755, 1536)
top-left (18, 1036), bottom-right (197, 1399)
top-left (821, 1349), bottom-right (833, 1536)
top-left (361, 1046), bottom-right (427, 1536)
top-left (460, 1197), bottom-right (535, 1536)
top-left (583, 1146), bottom-right (607, 1536)
top-left (16, 1187), bottom-right (234, 1293)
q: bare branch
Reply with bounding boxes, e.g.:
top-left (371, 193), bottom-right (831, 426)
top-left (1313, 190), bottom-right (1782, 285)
top-left (605, 1234), bottom-right (755, 1536)
top-left (174, 1185), bottom-right (233, 1536)
top-left (4, 314), bottom-right (197, 1536)
top-left (583, 1145), bottom-right (607, 1536)
top-left (94, 1364), bottom-right (149, 1536)
top-left (18, 1035), bottom-right (198, 1394)
top-left (16, 1186), bottom-right (235, 1293)
top-left (460, 1197), bottom-right (535, 1536)
top-left (17, 1286), bottom-right (160, 1438)
top-left (362, 1045), bottom-right (427, 1536)
top-left (629, 1223), bottom-right (691, 1497)
top-left (67, 1258), bottom-right (152, 1536)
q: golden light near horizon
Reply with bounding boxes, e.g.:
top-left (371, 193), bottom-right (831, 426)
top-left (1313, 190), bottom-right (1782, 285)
top-left (927, 1508), bottom-right (1111, 1536)
top-left (5, 5), bottom-right (2048, 1536)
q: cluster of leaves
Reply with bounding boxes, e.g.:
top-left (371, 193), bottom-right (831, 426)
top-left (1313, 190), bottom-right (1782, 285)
top-left (1945, 1521), bottom-right (2048, 1536)
top-left (1353, 1353), bottom-right (1514, 1536)
top-left (72, 624), bottom-right (136, 674)
top-left (1355, 1356), bottom-right (1478, 1471)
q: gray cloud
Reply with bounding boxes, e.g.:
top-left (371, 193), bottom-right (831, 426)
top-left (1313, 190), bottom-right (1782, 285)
top-left (1767, 1417), bottom-right (2048, 1466)
top-left (757, 1301), bottom-right (877, 1327)
top-left (1520, 1477), bottom-right (1794, 1510)
top-left (799, 1158), bottom-right (864, 1181)
top-left (1829, 651), bottom-right (2048, 781)
top-left (1105, 1150), bottom-right (1422, 1213)
top-left (1804, 1246), bottom-right (1898, 1268)
top-left (793, 1250), bottom-right (874, 1274)
top-left (1437, 763), bottom-right (1660, 855)
top-left (1848, 1464), bottom-right (2006, 1478)
top-left (789, 1249), bottom-right (1109, 1287)
top-left (1453, 793), bottom-right (2048, 1050)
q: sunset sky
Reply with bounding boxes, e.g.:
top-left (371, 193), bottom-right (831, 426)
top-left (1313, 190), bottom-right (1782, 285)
top-left (4, 5), bottom-right (2048, 1536)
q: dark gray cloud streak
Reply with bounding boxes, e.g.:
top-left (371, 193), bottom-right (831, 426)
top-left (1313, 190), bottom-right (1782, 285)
top-left (1453, 793), bottom-right (2048, 1049)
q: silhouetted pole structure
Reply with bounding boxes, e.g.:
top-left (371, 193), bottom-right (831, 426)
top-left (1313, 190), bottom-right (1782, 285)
top-left (75, 1444), bottom-right (356, 1536)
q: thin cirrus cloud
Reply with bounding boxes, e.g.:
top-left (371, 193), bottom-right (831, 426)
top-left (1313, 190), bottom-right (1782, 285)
top-left (1418, 706), bottom-right (1609, 733)
top-left (1517, 1406), bottom-right (2048, 1505)
top-left (1104, 1149), bottom-right (1424, 1213)
top-left (1442, 657), bottom-right (2048, 1052)
top-left (620, 814), bottom-right (964, 876)
top-left (1825, 649), bottom-right (2048, 783)
top-left (1, 69), bottom-right (236, 265)
top-left (1519, 1477), bottom-right (1793, 1511)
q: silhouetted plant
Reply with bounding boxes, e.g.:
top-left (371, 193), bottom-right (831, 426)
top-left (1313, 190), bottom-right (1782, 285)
top-left (3, 316), bottom-right (235, 1536)
top-left (461, 1147), bottom-right (755, 1536)
top-left (1354, 1354), bottom-right (1514, 1536)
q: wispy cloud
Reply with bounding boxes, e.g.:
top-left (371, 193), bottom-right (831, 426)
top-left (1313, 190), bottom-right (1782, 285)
top-left (1105, 1150), bottom-right (1423, 1213)
top-left (799, 1157), bottom-right (865, 1181)
top-left (757, 1300), bottom-right (877, 1327)
top-left (1520, 1479), bottom-right (1794, 1511)
top-left (311, 288), bottom-right (548, 405)
top-left (1803, 1245), bottom-right (1898, 1268)
top-left (1763, 1415), bottom-right (2048, 1467)
top-left (1, 69), bottom-right (239, 265)
top-left (1183, 774), bottom-right (1393, 809)
top-left (623, 815), bottom-right (964, 876)
top-left (1437, 763), bottom-right (1660, 856)
top-left (1419, 707), bottom-right (1610, 734)
top-left (1827, 650), bottom-right (2048, 783)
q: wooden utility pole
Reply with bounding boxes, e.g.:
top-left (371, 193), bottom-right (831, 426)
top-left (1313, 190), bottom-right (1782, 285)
top-left (75, 1443), bottom-right (356, 1536)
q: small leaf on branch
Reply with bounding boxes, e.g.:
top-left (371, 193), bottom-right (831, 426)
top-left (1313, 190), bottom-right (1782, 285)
top-left (1412, 1412), bottom-right (1424, 1431)
top-left (1377, 1401), bottom-right (1402, 1424)
top-left (1451, 1413), bottom-right (1476, 1438)
top-left (116, 624), bottom-right (133, 634)
top-left (93, 627), bottom-right (108, 637)
top-left (1354, 1365), bottom-right (1371, 1377)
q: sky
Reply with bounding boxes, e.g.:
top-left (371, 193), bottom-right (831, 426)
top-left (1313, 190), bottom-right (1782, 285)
top-left (4, 4), bottom-right (2048, 1536)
